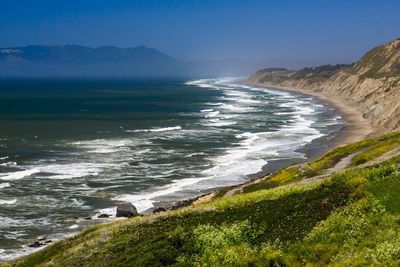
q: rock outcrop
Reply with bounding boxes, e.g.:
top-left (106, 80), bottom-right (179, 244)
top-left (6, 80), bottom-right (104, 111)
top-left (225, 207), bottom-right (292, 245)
top-left (116, 202), bottom-right (138, 218)
top-left (248, 39), bottom-right (400, 131)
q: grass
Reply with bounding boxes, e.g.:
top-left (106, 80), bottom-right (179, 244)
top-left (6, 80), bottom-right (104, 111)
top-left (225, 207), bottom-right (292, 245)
top-left (352, 136), bottom-right (400, 166)
top-left (5, 131), bottom-right (400, 266)
top-left (283, 160), bottom-right (400, 266)
top-left (242, 131), bottom-right (400, 194)
top-left (8, 178), bottom-right (351, 267)
top-left (241, 166), bottom-right (303, 193)
top-left (354, 40), bottom-right (400, 79)
top-left (309, 131), bottom-right (400, 172)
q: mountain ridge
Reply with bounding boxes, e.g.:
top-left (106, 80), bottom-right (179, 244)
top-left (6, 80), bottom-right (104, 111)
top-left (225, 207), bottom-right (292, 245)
top-left (0, 44), bottom-right (269, 77)
top-left (0, 44), bottom-right (175, 64)
top-left (248, 38), bottom-right (400, 131)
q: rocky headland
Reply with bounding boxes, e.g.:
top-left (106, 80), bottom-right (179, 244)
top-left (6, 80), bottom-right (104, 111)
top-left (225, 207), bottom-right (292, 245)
top-left (248, 38), bottom-right (400, 132)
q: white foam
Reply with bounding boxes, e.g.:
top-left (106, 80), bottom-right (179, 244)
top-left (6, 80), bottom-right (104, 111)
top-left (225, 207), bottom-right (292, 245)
top-left (236, 98), bottom-right (262, 104)
top-left (114, 122), bottom-right (319, 212)
top-left (235, 132), bottom-right (253, 139)
top-left (187, 152), bottom-right (206, 157)
top-left (185, 77), bottom-right (239, 88)
top-left (105, 78), bottom-right (327, 213)
top-left (0, 198), bottom-right (17, 205)
top-left (72, 139), bottom-right (133, 154)
top-left (70, 198), bottom-right (91, 210)
top-left (97, 206), bottom-right (117, 217)
top-left (218, 103), bottom-right (255, 113)
top-left (205, 120), bottom-right (237, 127)
top-left (0, 161), bottom-right (17, 167)
top-left (219, 114), bottom-right (238, 119)
top-left (205, 102), bottom-right (225, 106)
top-left (204, 111), bottom-right (220, 118)
top-left (333, 115), bottom-right (342, 120)
top-left (0, 182), bottom-right (10, 189)
top-left (114, 176), bottom-right (212, 213)
top-left (127, 126), bottom-right (182, 133)
top-left (0, 168), bottom-right (40, 180)
top-left (37, 163), bottom-right (112, 179)
top-left (323, 115), bottom-right (344, 126)
top-left (68, 224), bottom-right (79, 229)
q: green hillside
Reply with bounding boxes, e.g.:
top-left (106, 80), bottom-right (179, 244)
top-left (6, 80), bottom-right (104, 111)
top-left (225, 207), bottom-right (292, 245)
top-left (5, 131), bottom-right (400, 266)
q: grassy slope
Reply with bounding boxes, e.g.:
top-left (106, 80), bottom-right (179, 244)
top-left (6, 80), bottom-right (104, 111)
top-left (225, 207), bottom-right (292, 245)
top-left (5, 131), bottom-right (400, 266)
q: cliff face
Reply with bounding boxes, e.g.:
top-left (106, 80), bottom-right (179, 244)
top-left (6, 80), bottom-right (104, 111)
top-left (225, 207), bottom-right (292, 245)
top-left (249, 39), bottom-right (400, 131)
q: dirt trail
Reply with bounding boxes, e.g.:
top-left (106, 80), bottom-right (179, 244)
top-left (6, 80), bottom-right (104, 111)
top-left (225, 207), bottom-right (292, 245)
top-left (223, 150), bottom-right (363, 197)
top-left (270, 152), bottom-right (360, 190)
top-left (270, 147), bottom-right (400, 189)
top-left (359, 146), bottom-right (400, 166)
top-left (196, 146), bottom-right (400, 204)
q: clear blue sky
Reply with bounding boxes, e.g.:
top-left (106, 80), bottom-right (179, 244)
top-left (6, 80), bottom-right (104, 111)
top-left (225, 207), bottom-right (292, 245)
top-left (0, 0), bottom-right (399, 64)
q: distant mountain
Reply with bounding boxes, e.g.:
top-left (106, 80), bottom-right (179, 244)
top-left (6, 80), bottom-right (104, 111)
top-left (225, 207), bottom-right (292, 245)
top-left (0, 45), bottom-right (175, 64)
top-left (0, 45), bottom-right (183, 77)
top-left (0, 45), bottom-right (266, 77)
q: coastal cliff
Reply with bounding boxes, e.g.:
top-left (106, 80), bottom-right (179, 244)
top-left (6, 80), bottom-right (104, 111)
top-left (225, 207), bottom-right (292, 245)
top-left (249, 38), bottom-right (400, 131)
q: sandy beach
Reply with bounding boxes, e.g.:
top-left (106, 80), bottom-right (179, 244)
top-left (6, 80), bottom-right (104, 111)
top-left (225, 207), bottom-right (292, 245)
top-left (248, 82), bottom-right (378, 145)
top-left (191, 80), bottom-right (378, 206)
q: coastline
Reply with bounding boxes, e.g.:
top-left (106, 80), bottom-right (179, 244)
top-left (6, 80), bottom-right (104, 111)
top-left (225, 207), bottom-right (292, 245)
top-left (3, 79), bottom-right (378, 261)
top-left (247, 82), bottom-right (377, 144)
top-left (192, 80), bottom-right (377, 205)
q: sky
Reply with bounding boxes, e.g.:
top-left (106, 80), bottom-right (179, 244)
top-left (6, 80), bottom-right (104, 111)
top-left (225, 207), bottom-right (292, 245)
top-left (0, 0), bottom-right (399, 65)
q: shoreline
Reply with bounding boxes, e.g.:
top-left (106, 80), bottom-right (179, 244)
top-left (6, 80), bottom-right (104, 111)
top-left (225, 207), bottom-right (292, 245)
top-left (191, 81), bottom-right (377, 205)
top-left (4, 79), bottom-right (377, 261)
top-left (248, 82), bottom-right (377, 144)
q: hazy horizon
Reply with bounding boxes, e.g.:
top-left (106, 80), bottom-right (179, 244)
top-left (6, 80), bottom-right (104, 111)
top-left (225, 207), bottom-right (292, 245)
top-left (1, 0), bottom-right (400, 67)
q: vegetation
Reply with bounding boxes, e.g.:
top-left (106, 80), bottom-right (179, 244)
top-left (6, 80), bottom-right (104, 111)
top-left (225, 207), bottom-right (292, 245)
top-left (240, 131), bottom-right (400, 195)
top-left (352, 135), bottom-right (400, 165)
top-left (256, 64), bottom-right (354, 85)
top-left (292, 64), bottom-right (354, 82)
top-left (309, 131), bottom-right (400, 172)
top-left (256, 68), bottom-right (288, 73)
top-left (354, 39), bottom-right (400, 79)
top-left (241, 166), bottom-right (303, 193)
top-left (4, 131), bottom-right (400, 266)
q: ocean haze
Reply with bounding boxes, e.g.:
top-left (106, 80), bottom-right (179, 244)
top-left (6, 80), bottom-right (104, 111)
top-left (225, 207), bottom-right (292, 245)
top-left (1, 1), bottom-right (400, 70)
top-left (0, 45), bottom-right (270, 77)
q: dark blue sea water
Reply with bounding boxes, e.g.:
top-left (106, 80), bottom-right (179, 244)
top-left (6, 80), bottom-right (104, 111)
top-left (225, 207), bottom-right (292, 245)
top-left (0, 77), bottom-right (344, 260)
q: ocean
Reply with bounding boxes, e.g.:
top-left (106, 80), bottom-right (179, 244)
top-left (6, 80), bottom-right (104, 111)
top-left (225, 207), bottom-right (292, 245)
top-left (0, 77), bottom-right (344, 260)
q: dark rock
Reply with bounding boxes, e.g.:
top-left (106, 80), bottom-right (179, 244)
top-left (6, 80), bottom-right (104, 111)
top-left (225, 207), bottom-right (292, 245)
top-left (152, 207), bottom-right (166, 213)
top-left (170, 199), bottom-right (194, 210)
top-left (37, 236), bottom-right (47, 241)
top-left (84, 216), bottom-right (92, 220)
top-left (44, 240), bottom-right (52, 244)
top-left (98, 213), bottom-right (110, 218)
top-left (116, 202), bottom-right (138, 218)
top-left (28, 241), bottom-right (43, 248)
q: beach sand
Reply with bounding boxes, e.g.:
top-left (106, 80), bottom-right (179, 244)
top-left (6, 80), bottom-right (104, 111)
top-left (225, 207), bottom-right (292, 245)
top-left (192, 81), bottom-right (378, 206)
top-left (249, 82), bottom-right (378, 144)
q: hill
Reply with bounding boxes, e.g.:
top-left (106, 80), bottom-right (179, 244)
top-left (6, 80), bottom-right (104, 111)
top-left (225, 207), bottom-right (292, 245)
top-left (0, 45), bottom-right (175, 64)
top-left (0, 45), bottom-right (264, 77)
top-left (249, 39), bottom-right (400, 131)
top-left (6, 131), bottom-right (400, 266)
